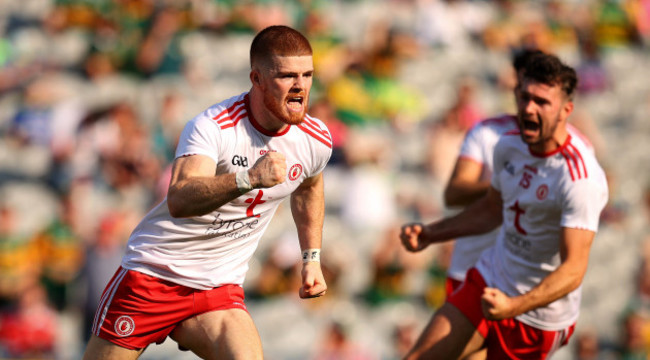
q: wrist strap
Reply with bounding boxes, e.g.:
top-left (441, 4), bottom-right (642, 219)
top-left (302, 249), bottom-right (321, 263)
top-left (235, 171), bottom-right (253, 194)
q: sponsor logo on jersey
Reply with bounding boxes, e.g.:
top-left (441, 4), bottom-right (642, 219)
top-left (536, 184), bottom-right (549, 200)
top-left (504, 161), bottom-right (515, 175)
top-left (232, 155), bottom-right (249, 167)
top-left (114, 315), bottom-right (135, 337)
top-left (289, 164), bottom-right (303, 181)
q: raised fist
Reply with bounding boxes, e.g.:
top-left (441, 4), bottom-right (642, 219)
top-left (248, 152), bottom-right (287, 188)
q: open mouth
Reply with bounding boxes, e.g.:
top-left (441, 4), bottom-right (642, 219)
top-left (287, 96), bottom-right (304, 112)
top-left (521, 118), bottom-right (540, 138)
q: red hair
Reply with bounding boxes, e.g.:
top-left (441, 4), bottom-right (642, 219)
top-left (250, 25), bottom-right (312, 68)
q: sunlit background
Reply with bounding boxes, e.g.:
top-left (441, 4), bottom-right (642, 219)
top-left (0, 0), bottom-right (649, 359)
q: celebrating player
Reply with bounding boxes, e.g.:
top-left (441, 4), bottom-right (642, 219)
top-left (400, 53), bottom-right (608, 359)
top-left (83, 25), bottom-right (332, 360)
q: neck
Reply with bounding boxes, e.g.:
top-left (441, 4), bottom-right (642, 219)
top-left (248, 88), bottom-right (288, 133)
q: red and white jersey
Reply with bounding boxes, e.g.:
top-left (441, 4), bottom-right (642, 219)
top-left (122, 92), bottom-right (332, 290)
top-left (475, 132), bottom-right (607, 331)
top-left (448, 114), bottom-right (518, 281)
top-left (448, 116), bottom-right (595, 281)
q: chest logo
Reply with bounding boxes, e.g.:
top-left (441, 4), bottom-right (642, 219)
top-left (232, 155), bottom-right (249, 167)
top-left (536, 184), bottom-right (549, 200)
top-left (289, 164), bottom-right (303, 181)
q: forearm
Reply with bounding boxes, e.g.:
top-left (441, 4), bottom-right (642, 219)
top-left (167, 173), bottom-right (243, 217)
top-left (424, 194), bottom-right (502, 244)
top-left (509, 262), bottom-right (585, 316)
top-left (291, 177), bottom-right (324, 251)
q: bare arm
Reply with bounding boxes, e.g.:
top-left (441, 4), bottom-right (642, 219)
top-left (167, 155), bottom-right (240, 218)
top-left (401, 186), bottom-right (503, 252)
top-left (290, 173), bottom-right (327, 298)
top-left (167, 152), bottom-right (286, 218)
top-left (482, 227), bottom-right (595, 319)
top-left (444, 157), bottom-right (491, 207)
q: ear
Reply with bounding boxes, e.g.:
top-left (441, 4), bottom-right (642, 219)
top-left (250, 70), bottom-right (262, 87)
top-left (562, 100), bottom-right (574, 120)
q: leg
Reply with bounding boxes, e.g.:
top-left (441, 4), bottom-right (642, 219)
top-left (404, 303), bottom-right (485, 360)
top-left (170, 308), bottom-right (263, 360)
top-left (83, 335), bottom-right (144, 360)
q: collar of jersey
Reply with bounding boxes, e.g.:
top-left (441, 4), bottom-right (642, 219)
top-left (529, 134), bottom-right (572, 158)
top-left (245, 94), bottom-right (292, 137)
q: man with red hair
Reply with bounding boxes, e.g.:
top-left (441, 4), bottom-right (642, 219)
top-left (84, 25), bottom-right (332, 359)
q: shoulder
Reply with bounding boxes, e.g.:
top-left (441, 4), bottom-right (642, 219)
top-left (295, 115), bottom-right (333, 150)
top-left (204, 93), bottom-right (249, 130)
top-left (560, 136), bottom-right (607, 186)
top-left (475, 114), bottom-right (518, 132)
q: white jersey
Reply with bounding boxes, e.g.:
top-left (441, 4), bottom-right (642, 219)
top-left (448, 116), bottom-right (595, 281)
top-left (122, 92), bottom-right (332, 290)
top-left (447, 115), bottom-right (518, 281)
top-left (475, 131), bottom-right (607, 331)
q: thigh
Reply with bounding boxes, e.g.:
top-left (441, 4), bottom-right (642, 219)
top-left (170, 308), bottom-right (263, 360)
top-left (83, 335), bottom-right (144, 360)
top-left (405, 302), bottom-right (485, 360)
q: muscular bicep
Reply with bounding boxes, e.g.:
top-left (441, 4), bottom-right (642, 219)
top-left (169, 154), bottom-right (217, 188)
top-left (560, 227), bottom-right (595, 278)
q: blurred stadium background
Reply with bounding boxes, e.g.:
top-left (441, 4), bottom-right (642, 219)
top-left (0, 0), bottom-right (649, 359)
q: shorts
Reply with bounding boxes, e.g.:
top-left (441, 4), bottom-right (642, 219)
top-left (91, 267), bottom-right (247, 350)
top-left (447, 268), bottom-right (575, 360)
top-left (445, 276), bottom-right (463, 298)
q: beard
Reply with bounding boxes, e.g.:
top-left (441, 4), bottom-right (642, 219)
top-left (263, 91), bottom-right (307, 125)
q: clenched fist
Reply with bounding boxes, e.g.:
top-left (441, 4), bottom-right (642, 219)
top-left (399, 223), bottom-right (431, 252)
top-left (248, 152), bottom-right (287, 188)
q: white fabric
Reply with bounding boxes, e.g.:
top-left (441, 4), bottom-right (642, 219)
top-left (476, 132), bottom-right (608, 331)
top-left (448, 116), bottom-right (596, 281)
top-left (447, 114), bottom-right (517, 281)
top-left (122, 92), bottom-right (332, 290)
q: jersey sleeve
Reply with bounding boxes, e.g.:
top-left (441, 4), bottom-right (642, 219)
top-left (459, 123), bottom-right (487, 164)
top-left (175, 113), bottom-right (221, 164)
top-left (560, 178), bottom-right (608, 232)
top-left (490, 137), bottom-right (507, 192)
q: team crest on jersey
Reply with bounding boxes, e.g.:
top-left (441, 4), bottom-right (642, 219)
top-left (536, 184), bottom-right (549, 200)
top-left (289, 164), bottom-right (303, 181)
top-left (114, 315), bottom-right (135, 337)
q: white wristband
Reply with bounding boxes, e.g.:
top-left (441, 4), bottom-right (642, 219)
top-left (302, 249), bottom-right (321, 263)
top-left (235, 171), bottom-right (253, 194)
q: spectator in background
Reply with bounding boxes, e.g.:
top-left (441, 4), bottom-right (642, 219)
top-left (426, 76), bottom-right (484, 186)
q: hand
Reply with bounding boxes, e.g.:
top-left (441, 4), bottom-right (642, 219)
top-left (299, 261), bottom-right (327, 299)
top-left (249, 152), bottom-right (286, 188)
top-left (481, 287), bottom-right (519, 320)
top-left (399, 223), bottom-right (430, 252)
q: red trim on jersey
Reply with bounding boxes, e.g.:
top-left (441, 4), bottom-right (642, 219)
top-left (245, 95), bottom-right (292, 137)
top-left (480, 114), bottom-right (517, 127)
top-left (567, 123), bottom-right (593, 150)
top-left (568, 142), bottom-right (588, 178)
top-left (297, 124), bottom-right (333, 148)
top-left (212, 99), bottom-right (247, 130)
top-left (530, 134), bottom-right (572, 158)
top-left (304, 116), bottom-right (331, 137)
top-left (504, 129), bottom-right (520, 136)
top-left (561, 148), bottom-right (579, 181)
top-left (300, 116), bottom-right (333, 147)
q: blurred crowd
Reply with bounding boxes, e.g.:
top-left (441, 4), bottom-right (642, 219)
top-left (0, 0), bottom-right (649, 359)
